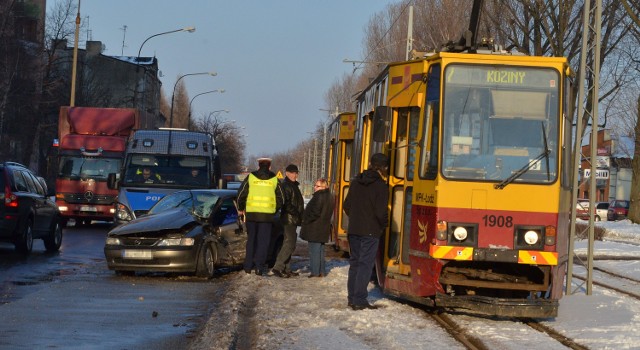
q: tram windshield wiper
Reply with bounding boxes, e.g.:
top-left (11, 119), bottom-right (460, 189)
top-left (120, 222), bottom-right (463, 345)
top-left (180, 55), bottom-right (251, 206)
top-left (494, 122), bottom-right (550, 190)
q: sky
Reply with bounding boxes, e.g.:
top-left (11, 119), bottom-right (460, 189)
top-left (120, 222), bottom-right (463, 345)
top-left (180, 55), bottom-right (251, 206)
top-left (190, 219), bottom-right (640, 349)
top-left (47, 0), bottom-right (398, 159)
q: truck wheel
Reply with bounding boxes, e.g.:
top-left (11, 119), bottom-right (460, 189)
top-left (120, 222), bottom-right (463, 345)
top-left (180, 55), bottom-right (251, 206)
top-left (196, 243), bottom-right (217, 278)
top-left (15, 219), bottom-right (34, 255)
top-left (44, 222), bottom-right (63, 252)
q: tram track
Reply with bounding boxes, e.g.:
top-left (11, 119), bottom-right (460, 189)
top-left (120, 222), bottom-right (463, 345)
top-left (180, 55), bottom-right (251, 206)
top-left (522, 319), bottom-right (589, 350)
top-left (572, 273), bottom-right (640, 300)
top-left (427, 309), bottom-right (591, 350)
top-left (573, 258), bottom-right (640, 300)
top-left (427, 311), bottom-right (490, 350)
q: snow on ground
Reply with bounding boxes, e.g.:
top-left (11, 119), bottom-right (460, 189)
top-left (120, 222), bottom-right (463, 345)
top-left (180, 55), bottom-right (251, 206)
top-left (191, 221), bottom-right (640, 350)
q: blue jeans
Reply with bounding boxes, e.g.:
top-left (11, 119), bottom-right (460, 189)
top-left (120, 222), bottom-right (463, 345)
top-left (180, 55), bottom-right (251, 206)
top-left (308, 242), bottom-right (326, 276)
top-left (243, 221), bottom-right (272, 273)
top-left (347, 234), bottom-right (379, 306)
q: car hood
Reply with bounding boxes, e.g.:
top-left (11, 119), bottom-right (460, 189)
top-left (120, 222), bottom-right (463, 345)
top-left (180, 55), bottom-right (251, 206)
top-left (109, 208), bottom-right (198, 236)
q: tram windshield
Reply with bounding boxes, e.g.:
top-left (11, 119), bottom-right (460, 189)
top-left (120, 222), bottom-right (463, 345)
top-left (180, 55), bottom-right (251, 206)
top-left (441, 64), bottom-right (560, 184)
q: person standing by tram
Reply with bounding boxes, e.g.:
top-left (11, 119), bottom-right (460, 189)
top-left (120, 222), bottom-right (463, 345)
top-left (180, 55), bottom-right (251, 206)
top-left (271, 164), bottom-right (305, 278)
top-left (238, 157), bottom-right (284, 276)
top-left (343, 153), bottom-right (389, 310)
top-left (300, 178), bottom-right (334, 278)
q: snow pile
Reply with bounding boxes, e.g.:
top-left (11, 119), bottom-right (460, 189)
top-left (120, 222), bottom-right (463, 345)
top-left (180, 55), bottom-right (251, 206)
top-left (190, 222), bottom-right (640, 350)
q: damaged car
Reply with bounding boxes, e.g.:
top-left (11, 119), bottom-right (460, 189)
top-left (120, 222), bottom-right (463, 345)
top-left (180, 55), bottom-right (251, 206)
top-left (104, 189), bottom-right (246, 277)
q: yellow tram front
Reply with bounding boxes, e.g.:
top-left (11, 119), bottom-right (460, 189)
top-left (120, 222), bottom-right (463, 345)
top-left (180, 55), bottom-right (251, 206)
top-left (363, 53), bottom-right (572, 318)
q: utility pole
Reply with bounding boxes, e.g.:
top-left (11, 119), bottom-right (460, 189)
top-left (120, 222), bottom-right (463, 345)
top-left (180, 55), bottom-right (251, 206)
top-left (567, 0), bottom-right (602, 296)
top-left (70, 0), bottom-right (81, 106)
top-left (120, 25), bottom-right (127, 55)
top-left (405, 5), bottom-right (413, 61)
top-left (313, 138), bottom-right (318, 183)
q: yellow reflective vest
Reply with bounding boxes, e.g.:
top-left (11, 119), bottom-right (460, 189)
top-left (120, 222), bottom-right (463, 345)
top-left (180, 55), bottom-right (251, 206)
top-left (245, 174), bottom-right (278, 214)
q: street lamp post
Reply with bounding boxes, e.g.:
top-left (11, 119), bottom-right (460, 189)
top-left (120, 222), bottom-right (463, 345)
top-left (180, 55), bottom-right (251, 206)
top-left (136, 26), bottom-right (195, 64)
top-left (319, 107), bottom-right (339, 178)
top-left (134, 26), bottom-right (195, 127)
top-left (169, 72), bottom-right (217, 128)
top-left (187, 90), bottom-right (226, 130)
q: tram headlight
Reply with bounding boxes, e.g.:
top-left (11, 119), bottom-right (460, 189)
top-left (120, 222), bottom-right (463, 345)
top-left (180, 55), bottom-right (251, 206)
top-left (453, 226), bottom-right (468, 241)
top-left (524, 230), bottom-right (539, 245)
top-left (515, 226), bottom-right (544, 250)
top-left (445, 223), bottom-right (477, 247)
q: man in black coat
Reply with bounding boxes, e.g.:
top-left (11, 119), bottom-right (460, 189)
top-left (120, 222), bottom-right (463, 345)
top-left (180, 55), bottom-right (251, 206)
top-left (343, 153), bottom-right (389, 310)
top-left (272, 164), bottom-right (304, 278)
top-left (237, 157), bottom-right (284, 275)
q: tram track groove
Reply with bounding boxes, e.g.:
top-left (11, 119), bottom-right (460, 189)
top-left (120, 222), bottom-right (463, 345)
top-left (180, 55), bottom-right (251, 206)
top-left (427, 311), bottom-right (490, 350)
top-left (522, 319), bottom-right (590, 350)
top-left (573, 274), bottom-right (640, 300)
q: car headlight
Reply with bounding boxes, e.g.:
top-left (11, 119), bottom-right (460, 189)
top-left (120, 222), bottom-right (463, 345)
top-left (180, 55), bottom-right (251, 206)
top-left (115, 203), bottom-right (133, 221)
top-left (157, 237), bottom-right (195, 246)
top-left (105, 237), bottom-right (121, 245)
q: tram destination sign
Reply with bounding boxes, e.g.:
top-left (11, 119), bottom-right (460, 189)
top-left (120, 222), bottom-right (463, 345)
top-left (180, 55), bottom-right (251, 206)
top-left (583, 169), bottom-right (609, 179)
top-left (445, 65), bottom-right (559, 88)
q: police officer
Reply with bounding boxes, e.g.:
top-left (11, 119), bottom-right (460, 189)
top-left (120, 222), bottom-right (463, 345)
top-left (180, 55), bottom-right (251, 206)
top-left (238, 157), bottom-right (284, 275)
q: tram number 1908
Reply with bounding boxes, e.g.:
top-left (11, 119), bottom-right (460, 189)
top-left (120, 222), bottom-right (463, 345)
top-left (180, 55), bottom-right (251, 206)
top-left (482, 215), bottom-right (513, 227)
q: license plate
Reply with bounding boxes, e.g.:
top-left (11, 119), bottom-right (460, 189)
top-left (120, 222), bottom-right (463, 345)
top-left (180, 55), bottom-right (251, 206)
top-left (80, 206), bottom-right (97, 212)
top-left (122, 250), bottom-right (153, 259)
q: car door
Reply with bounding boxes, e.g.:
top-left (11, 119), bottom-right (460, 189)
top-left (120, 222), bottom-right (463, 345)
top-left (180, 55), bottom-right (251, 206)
top-left (22, 171), bottom-right (55, 234)
top-left (210, 197), bottom-right (246, 265)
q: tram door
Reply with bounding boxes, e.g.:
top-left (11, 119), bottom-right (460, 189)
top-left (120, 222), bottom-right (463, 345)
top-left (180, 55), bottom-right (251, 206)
top-left (385, 107), bottom-right (420, 276)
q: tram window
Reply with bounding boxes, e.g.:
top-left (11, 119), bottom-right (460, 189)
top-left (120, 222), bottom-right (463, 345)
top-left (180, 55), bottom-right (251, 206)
top-left (341, 187), bottom-right (349, 231)
top-left (407, 108), bottom-right (420, 182)
top-left (402, 187), bottom-right (412, 265)
top-left (373, 106), bottom-right (392, 143)
top-left (388, 186), bottom-right (404, 260)
top-left (343, 142), bottom-right (353, 182)
top-left (394, 109), bottom-right (409, 179)
top-left (419, 102), bottom-right (439, 179)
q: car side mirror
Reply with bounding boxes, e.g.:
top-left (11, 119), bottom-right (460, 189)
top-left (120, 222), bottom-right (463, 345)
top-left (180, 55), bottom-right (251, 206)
top-left (107, 173), bottom-right (119, 190)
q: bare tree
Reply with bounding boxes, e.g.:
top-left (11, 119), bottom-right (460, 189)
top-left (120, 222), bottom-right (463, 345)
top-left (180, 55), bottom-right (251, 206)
top-left (324, 72), bottom-right (358, 113)
top-left (166, 78), bottom-right (190, 128)
top-left (193, 111), bottom-right (246, 174)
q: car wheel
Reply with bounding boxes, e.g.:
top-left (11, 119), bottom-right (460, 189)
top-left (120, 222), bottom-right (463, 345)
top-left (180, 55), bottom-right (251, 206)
top-left (44, 222), bottom-right (63, 252)
top-left (15, 218), bottom-right (34, 255)
top-left (196, 243), bottom-right (217, 278)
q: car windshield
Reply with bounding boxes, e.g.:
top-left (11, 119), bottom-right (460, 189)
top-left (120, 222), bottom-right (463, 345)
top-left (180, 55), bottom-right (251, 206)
top-left (58, 156), bottom-right (121, 181)
top-left (614, 201), bottom-right (629, 209)
top-left (148, 191), bottom-right (220, 218)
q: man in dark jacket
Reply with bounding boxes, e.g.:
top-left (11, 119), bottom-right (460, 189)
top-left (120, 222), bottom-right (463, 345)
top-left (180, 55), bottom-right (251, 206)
top-left (343, 153), bottom-right (389, 310)
top-left (237, 157), bottom-right (284, 275)
top-left (272, 164), bottom-right (304, 278)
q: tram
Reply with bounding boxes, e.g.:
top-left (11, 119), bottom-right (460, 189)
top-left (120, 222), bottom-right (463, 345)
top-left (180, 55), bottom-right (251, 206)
top-left (327, 49), bottom-right (573, 318)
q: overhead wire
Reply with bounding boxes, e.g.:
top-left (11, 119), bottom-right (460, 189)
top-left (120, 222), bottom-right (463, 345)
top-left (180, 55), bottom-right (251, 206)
top-left (352, 0), bottom-right (416, 75)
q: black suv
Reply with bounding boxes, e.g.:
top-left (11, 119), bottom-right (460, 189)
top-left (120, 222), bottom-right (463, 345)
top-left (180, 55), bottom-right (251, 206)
top-left (0, 162), bottom-right (62, 254)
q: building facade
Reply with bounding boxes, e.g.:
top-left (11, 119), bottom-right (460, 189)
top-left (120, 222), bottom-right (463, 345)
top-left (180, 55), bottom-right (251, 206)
top-left (578, 129), bottom-right (632, 202)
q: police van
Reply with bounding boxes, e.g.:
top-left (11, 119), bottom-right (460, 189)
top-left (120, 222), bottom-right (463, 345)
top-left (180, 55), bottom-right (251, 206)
top-left (108, 129), bottom-right (220, 224)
